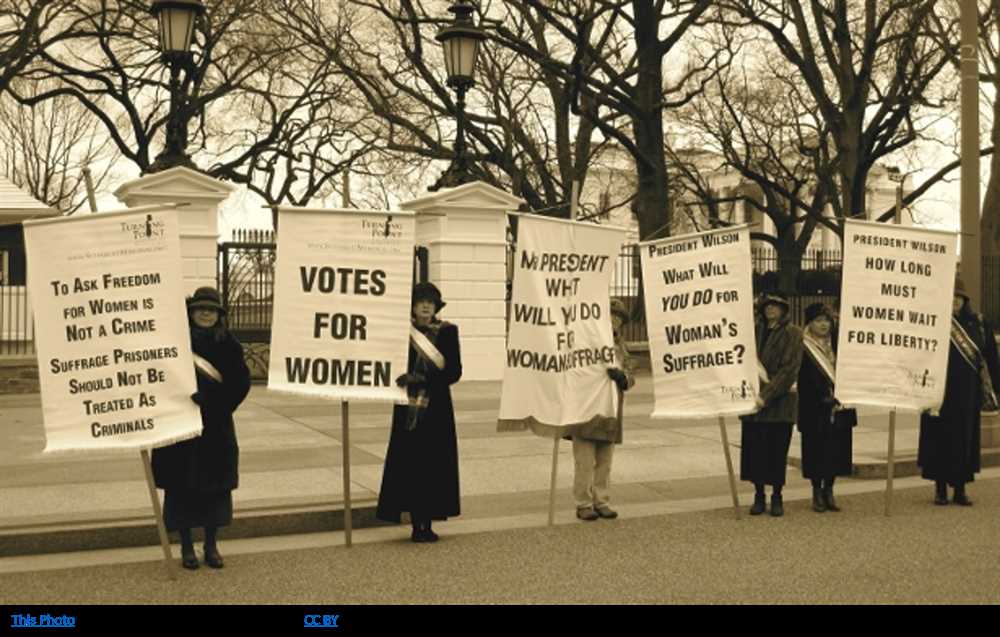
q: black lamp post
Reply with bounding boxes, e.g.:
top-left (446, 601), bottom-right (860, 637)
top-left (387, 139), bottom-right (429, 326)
top-left (148, 0), bottom-right (205, 173)
top-left (429, 1), bottom-right (486, 191)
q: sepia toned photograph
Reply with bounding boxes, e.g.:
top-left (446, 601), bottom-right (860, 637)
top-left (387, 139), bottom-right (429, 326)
top-left (1, 1), bottom-right (999, 616)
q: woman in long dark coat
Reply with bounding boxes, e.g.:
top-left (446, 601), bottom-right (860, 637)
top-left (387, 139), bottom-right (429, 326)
top-left (376, 282), bottom-right (462, 542)
top-left (741, 293), bottom-right (803, 517)
top-left (918, 278), bottom-right (1000, 506)
top-left (152, 287), bottom-right (251, 569)
top-left (797, 302), bottom-right (856, 513)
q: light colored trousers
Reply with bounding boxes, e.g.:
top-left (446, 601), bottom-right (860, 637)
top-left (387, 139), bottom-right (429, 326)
top-left (572, 437), bottom-right (614, 509)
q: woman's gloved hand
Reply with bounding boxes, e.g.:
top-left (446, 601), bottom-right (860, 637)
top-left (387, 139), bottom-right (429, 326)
top-left (395, 372), bottom-right (427, 388)
top-left (607, 368), bottom-right (629, 392)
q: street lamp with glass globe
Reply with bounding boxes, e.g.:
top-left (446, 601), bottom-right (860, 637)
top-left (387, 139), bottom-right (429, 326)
top-left (429, 1), bottom-right (486, 191)
top-left (148, 0), bottom-right (205, 173)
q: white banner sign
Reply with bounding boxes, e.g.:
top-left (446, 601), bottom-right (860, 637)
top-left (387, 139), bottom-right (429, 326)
top-left (640, 226), bottom-right (758, 418)
top-left (24, 208), bottom-right (200, 453)
top-left (498, 216), bottom-right (628, 430)
top-left (835, 219), bottom-right (957, 411)
top-left (268, 207), bottom-right (414, 402)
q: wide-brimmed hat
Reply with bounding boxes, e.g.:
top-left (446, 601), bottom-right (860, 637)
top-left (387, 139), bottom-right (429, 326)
top-left (609, 298), bottom-right (630, 323)
top-left (954, 277), bottom-right (969, 301)
top-left (187, 286), bottom-right (226, 315)
top-left (412, 282), bottom-right (446, 312)
top-left (804, 302), bottom-right (835, 326)
top-left (760, 292), bottom-right (790, 311)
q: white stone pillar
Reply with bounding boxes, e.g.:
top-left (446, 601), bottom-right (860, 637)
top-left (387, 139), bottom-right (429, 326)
top-left (401, 182), bottom-right (524, 381)
top-left (113, 167), bottom-right (236, 292)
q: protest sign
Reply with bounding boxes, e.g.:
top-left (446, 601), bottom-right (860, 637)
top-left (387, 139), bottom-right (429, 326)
top-left (24, 208), bottom-right (200, 453)
top-left (268, 207), bottom-right (414, 403)
top-left (640, 225), bottom-right (758, 418)
top-left (835, 219), bottom-right (957, 411)
top-left (498, 215), bottom-right (628, 430)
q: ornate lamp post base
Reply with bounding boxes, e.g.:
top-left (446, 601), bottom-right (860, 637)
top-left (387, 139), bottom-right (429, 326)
top-left (429, 156), bottom-right (476, 191)
top-left (147, 151), bottom-right (198, 174)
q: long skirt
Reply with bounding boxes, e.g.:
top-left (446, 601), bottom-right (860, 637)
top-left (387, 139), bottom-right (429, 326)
top-left (163, 488), bottom-right (233, 532)
top-left (740, 421), bottom-right (793, 487)
top-left (918, 414), bottom-right (980, 486)
top-left (800, 423), bottom-right (853, 481)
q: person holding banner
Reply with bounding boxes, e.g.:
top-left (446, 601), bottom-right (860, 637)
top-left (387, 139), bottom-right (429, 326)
top-left (918, 279), bottom-right (1000, 506)
top-left (152, 287), bottom-right (251, 570)
top-left (569, 298), bottom-right (635, 521)
top-left (376, 282), bottom-right (463, 542)
top-left (797, 302), bottom-right (856, 513)
top-left (741, 293), bottom-right (803, 517)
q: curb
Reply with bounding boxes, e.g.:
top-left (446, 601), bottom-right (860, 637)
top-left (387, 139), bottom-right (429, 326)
top-left (787, 448), bottom-right (1000, 479)
top-left (0, 499), bottom-right (388, 558)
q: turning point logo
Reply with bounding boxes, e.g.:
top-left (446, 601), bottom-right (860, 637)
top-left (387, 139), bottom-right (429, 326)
top-left (362, 215), bottom-right (403, 239)
top-left (720, 381), bottom-right (757, 401)
top-left (120, 214), bottom-right (166, 240)
top-left (904, 368), bottom-right (936, 389)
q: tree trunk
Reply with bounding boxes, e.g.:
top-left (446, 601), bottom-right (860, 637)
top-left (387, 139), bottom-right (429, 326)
top-left (838, 111), bottom-right (866, 218)
top-left (630, 1), bottom-right (671, 240)
top-left (775, 222), bottom-right (802, 295)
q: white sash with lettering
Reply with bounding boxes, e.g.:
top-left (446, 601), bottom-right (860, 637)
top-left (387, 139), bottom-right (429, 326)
top-left (802, 334), bottom-right (836, 388)
top-left (409, 325), bottom-right (445, 370)
top-left (193, 354), bottom-right (224, 383)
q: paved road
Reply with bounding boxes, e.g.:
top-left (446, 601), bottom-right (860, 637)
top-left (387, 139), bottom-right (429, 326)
top-left (3, 477), bottom-right (999, 604)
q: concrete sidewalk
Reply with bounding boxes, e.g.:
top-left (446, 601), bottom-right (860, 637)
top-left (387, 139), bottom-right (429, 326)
top-left (1, 371), bottom-right (994, 555)
top-left (4, 471), bottom-right (1000, 603)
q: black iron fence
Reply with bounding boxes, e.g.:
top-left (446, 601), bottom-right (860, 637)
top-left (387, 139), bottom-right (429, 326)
top-left (597, 245), bottom-right (845, 343)
top-left (217, 231), bottom-right (429, 345)
top-left (218, 240), bottom-right (277, 343)
top-left (750, 247), bottom-right (843, 273)
top-left (0, 246), bottom-right (33, 356)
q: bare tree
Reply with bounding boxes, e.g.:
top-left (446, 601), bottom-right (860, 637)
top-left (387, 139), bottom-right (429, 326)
top-left (0, 0), bottom-right (91, 92)
top-left (488, 0), bottom-right (718, 239)
top-left (720, 0), bottom-right (952, 224)
top-left (268, 0), bottom-right (619, 216)
top-left (0, 79), bottom-right (118, 213)
top-left (5, 0), bottom-right (363, 210)
top-left (675, 60), bottom-right (832, 292)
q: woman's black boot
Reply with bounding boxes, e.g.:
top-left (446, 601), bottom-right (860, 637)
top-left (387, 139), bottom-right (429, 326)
top-left (934, 481), bottom-right (949, 506)
top-left (203, 526), bottom-right (224, 569)
top-left (423, 521), bottom-right (439, 542)
top-left (179, 528), bottom-right (198, 570)
top-left (750, 485), bottom-right (766, 516)
top-left (811, 480), bottom-right (826, 512)
top-left (770, 492), bottom-right (784, 517)
top-left (411, 516), bottom-right (437, 542)
top-left (953, 483), bottom-right (973, 506)
top-left (823, 479), bottom-right (840, 512)
top-left (812, 487), bottom-right (826, 512)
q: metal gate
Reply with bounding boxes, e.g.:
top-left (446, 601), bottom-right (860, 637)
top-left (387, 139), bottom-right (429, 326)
top-left (217, 232), bottom-right (429, 345)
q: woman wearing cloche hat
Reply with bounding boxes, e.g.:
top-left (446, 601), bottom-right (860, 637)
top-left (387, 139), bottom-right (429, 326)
top-left (918, 278), bottom-right (1000, 506)
top-left (740, 292), bottom-right (803, 517)
top-left (376, 282), bottom-right (464, 542)
top-left (797, 302), bottom-right (856, 513)
top-left (152, 286), bottom-right (251, 570)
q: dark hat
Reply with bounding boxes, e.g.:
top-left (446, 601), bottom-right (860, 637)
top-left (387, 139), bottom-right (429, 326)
top-left (954, 277), bottom-right (969, 300)
top-left (187, 286), bottom-right (226, 315)
top-left (609, 298), bottom-right (630, 323)
top-left (412, 282), bottom-right (446, 312)
top-left (760, 292), bottom-right (790, 311)
top-left (804, 302), bottom-right (835, 326)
